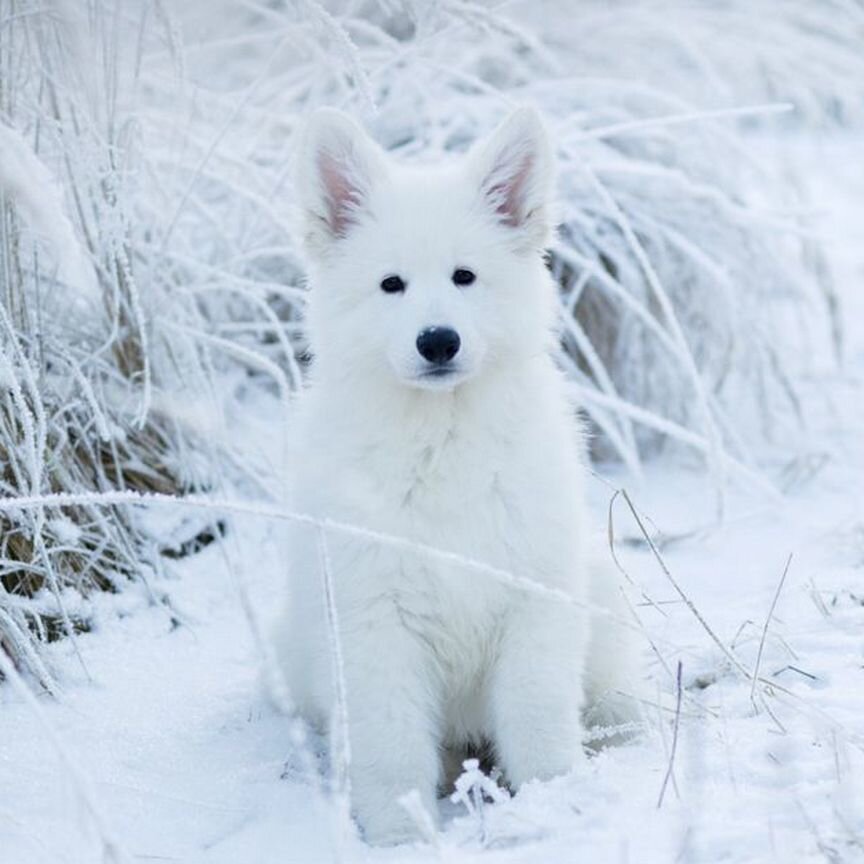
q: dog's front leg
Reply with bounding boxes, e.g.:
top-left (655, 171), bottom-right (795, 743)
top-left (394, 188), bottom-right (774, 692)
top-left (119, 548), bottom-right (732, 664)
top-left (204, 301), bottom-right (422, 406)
top-left (489, 597), bottom-right (589, 787)
top-left (340, 603), bottom-right (440, 845)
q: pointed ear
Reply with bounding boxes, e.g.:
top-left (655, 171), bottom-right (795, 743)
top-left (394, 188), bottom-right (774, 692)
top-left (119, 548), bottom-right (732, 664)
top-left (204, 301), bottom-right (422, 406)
top-left (468, 106), bottom-right (554, 249)
top-left (295, 108), bottom-right (386, 252)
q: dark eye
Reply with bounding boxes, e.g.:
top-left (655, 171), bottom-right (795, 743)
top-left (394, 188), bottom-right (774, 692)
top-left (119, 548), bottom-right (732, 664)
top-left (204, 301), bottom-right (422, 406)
top-left (452, 268), bottom-right (476, 286)
top-left (380, 275), bottom-right (406, 294)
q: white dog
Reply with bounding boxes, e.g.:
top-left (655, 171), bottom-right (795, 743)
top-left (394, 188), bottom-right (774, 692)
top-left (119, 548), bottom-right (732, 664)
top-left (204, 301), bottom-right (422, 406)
top-left (275, 106), bottom-right (641, 844)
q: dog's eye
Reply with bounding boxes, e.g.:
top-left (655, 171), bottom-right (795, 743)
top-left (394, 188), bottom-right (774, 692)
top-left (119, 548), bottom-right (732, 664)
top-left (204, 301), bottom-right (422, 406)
top-left (452, 268), bottom-right (476, 286)
top-left (380, 275), bottom-right (406, 294)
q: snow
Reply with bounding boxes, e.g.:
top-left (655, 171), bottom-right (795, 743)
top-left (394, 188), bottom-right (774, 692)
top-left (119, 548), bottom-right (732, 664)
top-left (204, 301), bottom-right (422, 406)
top-left (0, 123), bottom-right (97, 299)
top-left (47, 518), bottom-right (82, 547)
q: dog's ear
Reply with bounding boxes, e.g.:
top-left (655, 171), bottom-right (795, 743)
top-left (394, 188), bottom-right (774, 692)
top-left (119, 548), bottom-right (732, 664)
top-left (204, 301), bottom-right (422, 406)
top-left (296, 109), bottom-right (385, 251)
top-left (468, 106), bottom-right (554, 249)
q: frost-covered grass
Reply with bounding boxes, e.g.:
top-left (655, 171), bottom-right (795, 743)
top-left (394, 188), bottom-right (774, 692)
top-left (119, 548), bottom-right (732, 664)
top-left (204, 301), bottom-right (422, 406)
top-left (1, 2), bottom-right (863, 861)
top-left (0, 2), bottom-right (212, 684)
top-left (3, 1), bottom-right (861, 677)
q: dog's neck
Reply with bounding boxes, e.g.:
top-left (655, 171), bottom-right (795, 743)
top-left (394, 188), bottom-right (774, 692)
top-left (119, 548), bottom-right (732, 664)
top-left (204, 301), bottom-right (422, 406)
top-left (308, 354), bottom-right (549, 456)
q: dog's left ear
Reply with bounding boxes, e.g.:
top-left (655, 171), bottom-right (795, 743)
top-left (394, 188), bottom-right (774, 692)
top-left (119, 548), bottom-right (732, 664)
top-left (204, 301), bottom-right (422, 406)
top-left (468, 106), bottom-right (554, 250)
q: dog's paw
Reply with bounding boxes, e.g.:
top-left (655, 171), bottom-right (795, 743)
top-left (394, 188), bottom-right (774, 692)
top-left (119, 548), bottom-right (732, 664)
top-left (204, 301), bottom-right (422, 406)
top-left (354, 787), bottom-right (438, 846)
top-left (357, 809), bottom-right (424, 847)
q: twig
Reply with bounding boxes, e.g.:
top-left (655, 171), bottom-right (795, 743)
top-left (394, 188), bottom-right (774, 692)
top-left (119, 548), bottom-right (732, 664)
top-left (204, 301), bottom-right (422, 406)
top-left (0, 489), bottom-right (650, 637)
top-left (607, 489), bottom-right (668, 618)
top-left (750, 554), bottom-right (793, 709)
top-left (617, 488), bottom-right (753, 680)
top-left (316, 524), bottom-right (353, 859)
top-left (657, 660), bottom-right (682, 808)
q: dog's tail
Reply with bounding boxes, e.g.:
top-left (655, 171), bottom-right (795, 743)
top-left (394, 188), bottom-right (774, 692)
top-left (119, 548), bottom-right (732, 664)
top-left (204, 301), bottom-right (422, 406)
top-left (582, 548), bottom-right (648, 747)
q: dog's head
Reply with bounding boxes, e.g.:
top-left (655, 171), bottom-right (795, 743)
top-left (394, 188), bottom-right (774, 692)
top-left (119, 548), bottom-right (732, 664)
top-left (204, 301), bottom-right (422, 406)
top-left (295, 107), bottom-right (557, 392)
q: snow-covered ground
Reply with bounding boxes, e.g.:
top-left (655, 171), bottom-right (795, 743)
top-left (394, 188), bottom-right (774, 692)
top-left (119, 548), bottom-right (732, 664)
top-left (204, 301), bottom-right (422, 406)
top-left (1, 140), bottom-right (862, 864)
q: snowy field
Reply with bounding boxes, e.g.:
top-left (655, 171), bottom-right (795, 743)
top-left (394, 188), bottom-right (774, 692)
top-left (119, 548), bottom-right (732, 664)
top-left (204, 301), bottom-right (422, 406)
top-left (2, 3), bottom-right (864, 863)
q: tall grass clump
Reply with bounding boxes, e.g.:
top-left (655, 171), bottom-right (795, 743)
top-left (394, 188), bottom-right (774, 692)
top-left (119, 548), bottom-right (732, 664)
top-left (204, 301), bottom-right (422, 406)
top-left (0, 2), bottom-right (216, 685)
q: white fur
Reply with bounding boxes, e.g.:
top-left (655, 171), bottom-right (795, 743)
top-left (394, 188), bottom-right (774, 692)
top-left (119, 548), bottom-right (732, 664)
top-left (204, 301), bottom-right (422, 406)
top-left (275, 107), bottom-right (641, 845)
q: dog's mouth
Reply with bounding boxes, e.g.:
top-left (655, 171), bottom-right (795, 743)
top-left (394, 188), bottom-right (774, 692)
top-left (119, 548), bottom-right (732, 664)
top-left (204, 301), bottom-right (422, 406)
top-left (421, 366), bottom-right (456, 378)
top-left (411, 364), bottom-right (467, 390)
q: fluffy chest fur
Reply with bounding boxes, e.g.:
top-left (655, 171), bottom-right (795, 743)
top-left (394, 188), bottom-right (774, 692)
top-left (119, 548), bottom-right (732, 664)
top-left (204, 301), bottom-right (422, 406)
top-left (295, 358), bottom-right (586, 588)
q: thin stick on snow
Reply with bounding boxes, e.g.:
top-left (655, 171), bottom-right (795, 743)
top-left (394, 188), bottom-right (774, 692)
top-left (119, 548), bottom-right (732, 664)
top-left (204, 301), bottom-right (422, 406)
top-left (606, 490), bottom-right (668, 619)
top-left (616, 488), bottom-right (753, 680)
top-left (603, 489), bottom-right (711, 716)
top-left (766, 685), bottom-right (864, 752)
top-left (750, 553), bottom-right (793, 709)
top-left (316, 524), bottom-right (353, 854)
top-left (657, 660), bottom-right (682, 809)
top-left (0, 489), bottom-right (649, 636)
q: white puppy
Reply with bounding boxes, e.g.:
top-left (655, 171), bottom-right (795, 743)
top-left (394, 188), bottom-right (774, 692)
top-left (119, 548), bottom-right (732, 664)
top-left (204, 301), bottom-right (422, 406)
top-left (275, 107), bottom-right (641, 844)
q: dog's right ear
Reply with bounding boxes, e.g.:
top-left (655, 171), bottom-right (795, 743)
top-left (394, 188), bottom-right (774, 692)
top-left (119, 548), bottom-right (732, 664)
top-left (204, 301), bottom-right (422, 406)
top-left (295, 109), bottom-right (386, 252)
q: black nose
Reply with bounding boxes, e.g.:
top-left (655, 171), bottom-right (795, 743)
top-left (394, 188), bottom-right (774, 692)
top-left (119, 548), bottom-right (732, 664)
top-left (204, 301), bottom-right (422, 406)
top-left (416, 326), bottom-right (461, 364)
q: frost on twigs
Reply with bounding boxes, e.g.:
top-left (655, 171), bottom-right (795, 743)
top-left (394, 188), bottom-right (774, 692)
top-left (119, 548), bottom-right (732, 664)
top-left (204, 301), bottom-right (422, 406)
top-left (0, 3), bottom-right (210, 684)
top-left (450, 758), bottom-right (510, 845)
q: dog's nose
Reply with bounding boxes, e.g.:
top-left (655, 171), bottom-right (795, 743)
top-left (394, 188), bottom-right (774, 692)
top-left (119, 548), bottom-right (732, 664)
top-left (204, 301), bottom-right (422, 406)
top-left (416, 326), bottom-right (461, 364)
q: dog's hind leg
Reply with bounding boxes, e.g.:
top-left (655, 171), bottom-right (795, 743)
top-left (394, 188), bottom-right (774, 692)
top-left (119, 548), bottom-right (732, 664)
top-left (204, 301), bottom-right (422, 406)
top-left (582, 551), bottom-right (646, 744)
